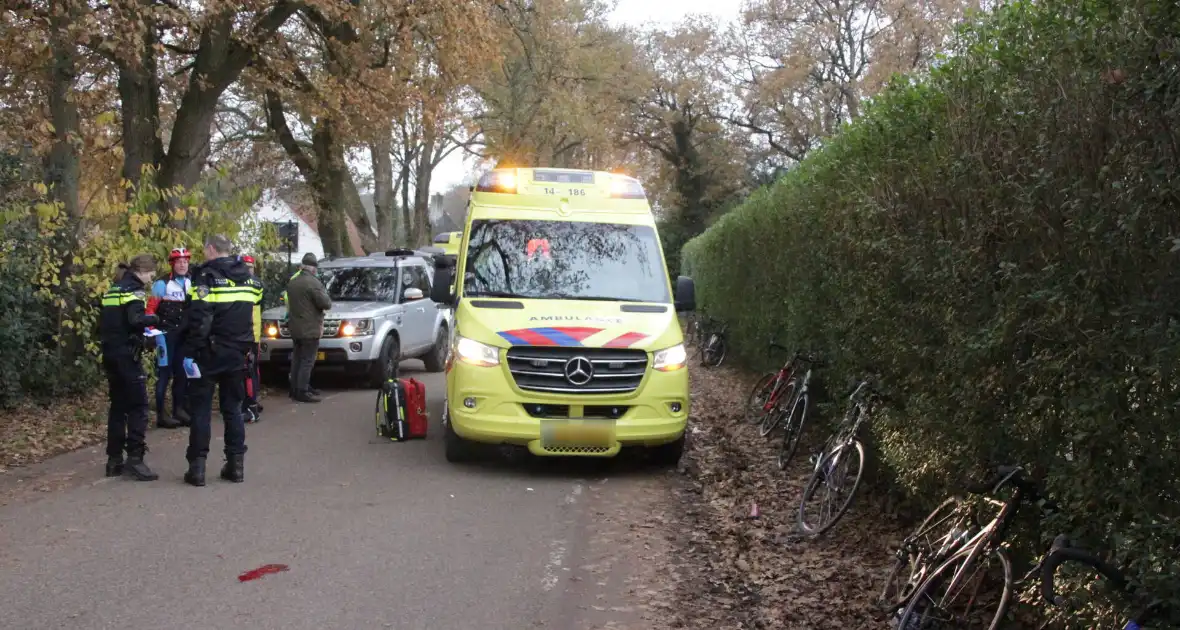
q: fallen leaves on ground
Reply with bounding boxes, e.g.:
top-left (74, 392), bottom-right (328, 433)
top-left (0, 391), bottom-right (109, 471)
top-left (662, 365), bottom-right (911, 629)
top-left (0, 385), bottom-right (281, 471)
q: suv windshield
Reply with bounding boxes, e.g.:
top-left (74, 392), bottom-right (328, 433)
top-left (319, 266), bottom-right (399, 302)
top-left (463, 219), bottom-right (670, 303)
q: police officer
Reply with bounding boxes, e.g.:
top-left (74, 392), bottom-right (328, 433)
top-left (99, 254), bottom-right (162, 481)
top-left (180, 235), bottom-right (263, 486)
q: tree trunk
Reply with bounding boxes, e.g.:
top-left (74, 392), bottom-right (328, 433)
top-left (399, 156), bottom-right (412, 245)
top-left (670, 119), bottom-right (709, 236)
top-left (370, 124), bottom-right (394, 249)
top-left (411, 132), bottom-right (437, 247)
top-left (266, 90), bottom-right (376, 257)
top-left (116, 11), bottom-right (163, 192)
top-left (45, 1), bottom-right (80, 221)
top-left (310, 120), bottom-right (347, 257)
top-left (123, 4), bottom-right (298, 209)
top-left (45, 0), bottom-right (83, 362)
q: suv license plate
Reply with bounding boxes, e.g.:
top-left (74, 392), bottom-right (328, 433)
top-left (540, 419), bottom-right (615, 448)
top-left (316, 352), bottom-right (326, 361)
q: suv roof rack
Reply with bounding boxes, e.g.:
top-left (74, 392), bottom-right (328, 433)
top-left (384, 248), bottom-right (415, 257)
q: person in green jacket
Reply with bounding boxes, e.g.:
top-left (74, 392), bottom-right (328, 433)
top-left (286, 253), bottom-right (332, 402)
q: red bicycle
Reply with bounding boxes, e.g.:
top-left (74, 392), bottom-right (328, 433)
top-left (743, 343), bottom-right (821, 438)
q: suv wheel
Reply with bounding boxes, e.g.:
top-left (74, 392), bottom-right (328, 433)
top-left (423, 326), bottom-right (447, 373)
top-left (368, 335), bottom-right (400, 389)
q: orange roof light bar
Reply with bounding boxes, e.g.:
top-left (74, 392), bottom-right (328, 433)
top-left (475, 169), bottom-right (518, 193)
top-left (608, 174), bottom-right (646, 200)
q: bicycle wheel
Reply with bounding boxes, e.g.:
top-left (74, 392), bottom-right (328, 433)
top-left (688, 332), bottom-right (702, 361)
top-left (744, 372), bottom-right (779, 425)
top-left (759, 379), bottom-right (798, 437)
top-left (701, 333), bottom-right (727, 367)
top-left (878, 496), bottom-right (971, 612)
top-left (796, 440), bottom-right (866, 537)
top-left (776, 391), bottom-right (809, 470)
top-left (894, 546), bottom-right (1014, 630)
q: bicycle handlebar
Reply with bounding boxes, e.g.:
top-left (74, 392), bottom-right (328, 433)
top-left (765, 342), bottom-right (825, 367)
top-left (797, 352), bottom-right (826, 367)
top-left (1040, 538), bottom-right (1131, 607)
top-left (846, 378), bottom-right (900, 408)
top-left (1041, 538), bottom-right (1168, 624)
top-left (965, 464), bottom-right (1043, 497)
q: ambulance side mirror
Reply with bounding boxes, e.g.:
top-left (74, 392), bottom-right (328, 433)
top-left (674, 276), bottom-right (696, 312)
top-left (431, 266), bottom-right (456, 306)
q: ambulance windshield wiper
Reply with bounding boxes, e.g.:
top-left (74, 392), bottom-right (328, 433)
top-left (551, 294), bottom-right (640, 302)
top-left (467, 290), bottom-right (526, 299)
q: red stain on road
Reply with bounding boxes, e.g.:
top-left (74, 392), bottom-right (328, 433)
top-left (238, 564), bottom-right (289, 582)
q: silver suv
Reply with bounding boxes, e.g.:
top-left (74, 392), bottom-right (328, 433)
top-left (258, 248), bottom-right (452, 388)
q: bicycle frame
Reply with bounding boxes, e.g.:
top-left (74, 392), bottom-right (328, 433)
top-left (908, 469), bottom-right (1029, 613)
top-left (816, 382), bottom-right (875, 460)
top-left (763, 359), bottom-right (799, 412)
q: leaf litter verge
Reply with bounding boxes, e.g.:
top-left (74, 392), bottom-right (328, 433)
top-left (664, 366), bottom-right (912, 629)
top-left (0, 385), bottom-right (281, 472)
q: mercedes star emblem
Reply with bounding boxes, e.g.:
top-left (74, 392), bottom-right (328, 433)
top-left (563, 356), bottom-right (594, 386)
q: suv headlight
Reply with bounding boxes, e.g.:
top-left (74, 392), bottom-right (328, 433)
top-left (339, 318), bottom-right (374, 337)
top-left (653, 343), bottom-right (687, 372)
top-left (263, 319), bottom-right (280, 339)
top-left (455, 335), bottom-right (500, 367)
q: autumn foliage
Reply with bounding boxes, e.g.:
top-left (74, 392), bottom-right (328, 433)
top-left (683, 0), bottom-right (1180, 623)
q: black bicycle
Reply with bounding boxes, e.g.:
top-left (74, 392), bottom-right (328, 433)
top-left (689, 316), bottom-right (726, 370)
top-left (891, 465), bottom-right (1048, 629)
top-left (795, 378), bottom-right (895, 537)
top-left (1040, 535), bottom-right (1170, 630)
top-left (772, 352), bottom-right (823, 469)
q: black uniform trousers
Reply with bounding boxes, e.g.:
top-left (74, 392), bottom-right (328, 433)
top-left (186, 345), bottom-right (250, 462)
top-left (103, 353), bottom-right (149, 459)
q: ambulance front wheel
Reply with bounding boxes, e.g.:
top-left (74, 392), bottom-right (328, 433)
top-left (444, 415), bottom-right (477, 463)
top-left (649, 433), bottom-right (686, 468)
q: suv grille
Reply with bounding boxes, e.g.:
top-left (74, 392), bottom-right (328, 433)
top-left (506, 347), bottom-right (647, 395)
top-left (279, 319), bottom-right (341, 339)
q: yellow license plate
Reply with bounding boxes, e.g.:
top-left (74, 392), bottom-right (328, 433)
top-left (316, 352), bottom-right (326, 361)
top-left (541, 420), bottom-right (615, 448)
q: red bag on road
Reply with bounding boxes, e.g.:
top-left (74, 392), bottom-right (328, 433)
top-left (378, 377), bottom-right (428, 441)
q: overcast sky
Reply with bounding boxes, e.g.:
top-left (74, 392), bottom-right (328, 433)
top-left (426, 0), bottom-right (743, 194)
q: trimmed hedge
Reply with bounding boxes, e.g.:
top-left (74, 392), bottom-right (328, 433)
top-left (683, 0), bottom-right (1179, 624)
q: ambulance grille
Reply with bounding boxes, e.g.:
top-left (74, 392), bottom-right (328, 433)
top-left (506, 347), bottom-right (647, 394)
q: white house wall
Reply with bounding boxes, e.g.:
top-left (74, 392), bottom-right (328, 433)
top-left (242, 191), bottom-right (325, 264)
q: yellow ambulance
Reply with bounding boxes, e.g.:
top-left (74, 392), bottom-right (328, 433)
top-left (432, 231), bottom-right (463, 256)
top-left (429, 167), bottom-right (697, 466)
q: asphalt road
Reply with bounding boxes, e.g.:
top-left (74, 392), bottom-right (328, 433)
top-left (0, 361), bottom-right (677, 630)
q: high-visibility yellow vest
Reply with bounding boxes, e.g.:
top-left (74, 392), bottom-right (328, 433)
top-left (279, 269), bottom-right (303, 305)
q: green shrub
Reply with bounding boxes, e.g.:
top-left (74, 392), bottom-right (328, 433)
top-left (0, 168), bottom-right (269, 409)
top-left (683, 0), bottom-right (1180, 624)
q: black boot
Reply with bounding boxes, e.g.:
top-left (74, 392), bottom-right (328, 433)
top-left (174, 406), bottom-right (192, 427)
top-left (294, 390), bottom-right (321, 403)
top-left (220, 453), bottom-right (244, 483)
top-left (124, 450), bottom-right (159, 481)
top-left (156, 410), bottom-right (182, 429)
top-left (105, 456), bottom-right (124, 477)
top-left (184, 457), bottom-right (206, 487)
